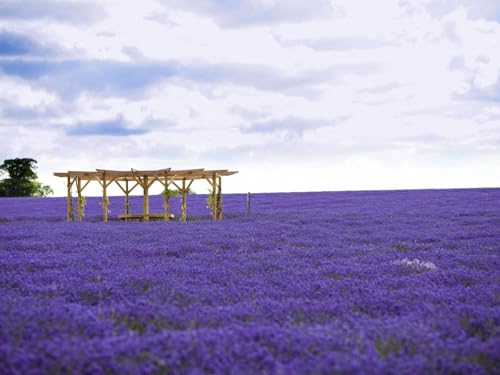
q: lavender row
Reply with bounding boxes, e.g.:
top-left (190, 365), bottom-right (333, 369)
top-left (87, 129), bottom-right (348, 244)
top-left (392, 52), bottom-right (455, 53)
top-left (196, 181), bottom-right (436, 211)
top-left (0, 189), bottom-right (499, 374)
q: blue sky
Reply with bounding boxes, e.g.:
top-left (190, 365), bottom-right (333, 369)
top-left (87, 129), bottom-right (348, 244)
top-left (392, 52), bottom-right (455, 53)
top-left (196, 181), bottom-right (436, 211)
top-left (0, 0), bottom-right (499, 195)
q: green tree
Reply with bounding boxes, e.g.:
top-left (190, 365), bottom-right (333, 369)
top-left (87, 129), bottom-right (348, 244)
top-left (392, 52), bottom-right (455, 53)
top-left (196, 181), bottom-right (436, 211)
top-left (162, 188), bottom-right (180, 198)
top-left (162, 187), bottom-right (195, 197)
top-left (0, 158), bottom-right (54, 197)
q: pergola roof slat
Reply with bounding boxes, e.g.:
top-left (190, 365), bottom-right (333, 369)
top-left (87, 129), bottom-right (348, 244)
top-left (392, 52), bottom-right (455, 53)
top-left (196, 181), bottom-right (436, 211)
top-left (96, 168), bottom-right (172, 177)
top-left (54, 171), bottom-right (238, 180)
top-left (54, 168), bottom-right (237, 180)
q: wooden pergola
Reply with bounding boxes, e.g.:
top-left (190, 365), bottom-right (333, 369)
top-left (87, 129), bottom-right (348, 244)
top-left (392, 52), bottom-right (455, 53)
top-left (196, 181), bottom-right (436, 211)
top-left (53, 168), bottom-right (238, 222)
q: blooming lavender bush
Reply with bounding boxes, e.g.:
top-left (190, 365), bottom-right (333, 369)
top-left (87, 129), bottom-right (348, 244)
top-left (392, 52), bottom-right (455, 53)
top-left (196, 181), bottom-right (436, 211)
top-left (0, 189), bottom-right (499, 374)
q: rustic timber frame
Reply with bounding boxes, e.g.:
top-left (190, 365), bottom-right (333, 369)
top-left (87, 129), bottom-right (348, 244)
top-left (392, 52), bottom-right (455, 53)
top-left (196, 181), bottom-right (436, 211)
top-left (53, 168), bottom-right (238, 222)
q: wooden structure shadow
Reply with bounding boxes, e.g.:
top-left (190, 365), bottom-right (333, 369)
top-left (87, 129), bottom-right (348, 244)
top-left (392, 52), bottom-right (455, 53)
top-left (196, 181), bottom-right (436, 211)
top-left (53, 168), bottom-right (238, 222)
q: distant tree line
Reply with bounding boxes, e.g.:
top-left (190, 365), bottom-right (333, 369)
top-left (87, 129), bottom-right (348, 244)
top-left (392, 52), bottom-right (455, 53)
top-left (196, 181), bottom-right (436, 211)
top-left (0, 158), bottom-right (53, 197)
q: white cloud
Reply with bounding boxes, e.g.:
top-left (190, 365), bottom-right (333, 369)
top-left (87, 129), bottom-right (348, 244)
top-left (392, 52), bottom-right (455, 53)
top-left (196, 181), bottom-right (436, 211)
top-left (0, 0), bottom-right (499, 196)
top-left (158, 0), bottom-right (333, 27)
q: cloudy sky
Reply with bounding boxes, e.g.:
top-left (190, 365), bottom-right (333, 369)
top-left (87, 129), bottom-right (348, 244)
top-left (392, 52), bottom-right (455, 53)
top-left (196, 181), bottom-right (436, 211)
top-left (0, 0), bottom-right (499, 196)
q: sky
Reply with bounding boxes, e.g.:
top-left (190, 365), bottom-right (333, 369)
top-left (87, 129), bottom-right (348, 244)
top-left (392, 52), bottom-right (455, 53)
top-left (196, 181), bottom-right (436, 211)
top-left (0, 0), bottom-right (499, 196)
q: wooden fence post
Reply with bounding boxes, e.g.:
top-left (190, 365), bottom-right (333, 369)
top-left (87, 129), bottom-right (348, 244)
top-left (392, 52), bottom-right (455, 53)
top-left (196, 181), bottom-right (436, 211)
top-left (247, 192), bottom-right (251, 216)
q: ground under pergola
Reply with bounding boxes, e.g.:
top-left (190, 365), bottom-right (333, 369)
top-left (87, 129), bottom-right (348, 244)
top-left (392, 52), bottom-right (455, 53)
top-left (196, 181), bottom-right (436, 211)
top-left (53, 168), bottom-right (238, 222)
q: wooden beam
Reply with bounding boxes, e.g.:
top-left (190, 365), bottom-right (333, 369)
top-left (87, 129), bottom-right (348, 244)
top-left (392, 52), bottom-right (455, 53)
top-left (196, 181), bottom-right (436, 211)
top-left (163, 172), bottom-right (169, 221)
top-left (81, 179), bottom-right (91, 192)
top-left (95, 176), bottom-right (103, 188)
top-left (128, 181), bottom-right (140, 193)
top-left (102, 172), bottom-right (108, 223)
top-left (217, 176), bottom-right (222, 220)
top-left (114, 180), bottom-right (127, 194)
top-left (77, 177), bottom-right (83, 222)
top-left (97, 168), bottom-right (171, 178)
top-left (147, 176), bottom-right (158, 189)
top-left (125, 180), bottom-right (130, 220)
top-left (54, 168), bottom-right (236, 181)
top-left (158, 174), bottom-right (177, 187)
top-left (133, 175), bottom-right (145, 189)
top-left (181, 178), bottom-right (187, 222)
top-left (143, 176), bottom-right (149, 222)
top-left (65, 171), bottom-right (103, 179)
top-left (211, 173), bottom-right (217, 221)
top-left (67, 175), bottom-right (73, 222)
top-left (105, 177), bottom-right (116, 188)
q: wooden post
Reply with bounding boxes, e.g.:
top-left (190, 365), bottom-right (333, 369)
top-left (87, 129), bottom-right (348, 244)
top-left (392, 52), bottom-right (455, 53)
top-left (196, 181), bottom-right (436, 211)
top-left (163, 175), bottom-right (169, 221)
top-left (125, 180), bottom-right (130, 221)
top-left (102, 172), bottom-right (108, 223)
top-left (67, 175), bottom-right (73, 222)
top-left (143, 176), bottom-right (149, 222)
top-left (181, 178), bottom-right (187, 221)
top-left (247, 192), bottom-right (251, 216)
top-left (217, 176), bottom-right (222, 220)
top-left (211, 173), bottom-right (217, 221)
top-left (77, 177), bottom-right (83, 222)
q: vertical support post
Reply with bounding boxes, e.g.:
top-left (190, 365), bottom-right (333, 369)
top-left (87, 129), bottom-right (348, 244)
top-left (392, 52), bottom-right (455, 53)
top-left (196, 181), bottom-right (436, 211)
top-left (67, 175), bottom-right (73, 222)
top-left (247, 192), bottom-right (251, 216)
top-left (143, 176), bottom-right (149, 222)
top-left (102, 172), bottom-right (108, 223)
top-left (77, 177), bottom-right (83, 222)
top-left (163, 173), bottom-right (169, 221)
top-left (181, 178), bottom-right (187, 222)
top-left (211, 173), bottom-right (217, 221)
top-left (217, 176), bottom-right (222, 220)
top-left (125, 180), bottom-right (130, 221)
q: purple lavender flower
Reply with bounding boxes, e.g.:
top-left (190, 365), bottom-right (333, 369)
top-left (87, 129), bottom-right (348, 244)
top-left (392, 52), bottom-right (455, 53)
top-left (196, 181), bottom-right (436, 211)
top-left (0, 189), bottom-right (499, 374)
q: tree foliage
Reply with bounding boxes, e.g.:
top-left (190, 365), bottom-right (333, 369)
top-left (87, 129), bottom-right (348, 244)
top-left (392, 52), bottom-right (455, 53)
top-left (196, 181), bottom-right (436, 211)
top-left (1, 158), bottom-right (38, 180)
top-left (163, 188), bottom-right (180, 198)
top-left (0, 158), bottom-right (54, 197)
top-left (162, 187), bottom-right (195, 198)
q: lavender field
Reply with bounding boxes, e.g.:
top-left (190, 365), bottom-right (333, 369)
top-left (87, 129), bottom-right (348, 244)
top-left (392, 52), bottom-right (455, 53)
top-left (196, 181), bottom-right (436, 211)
top-left (0, 189), bottom-right (499, 374)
